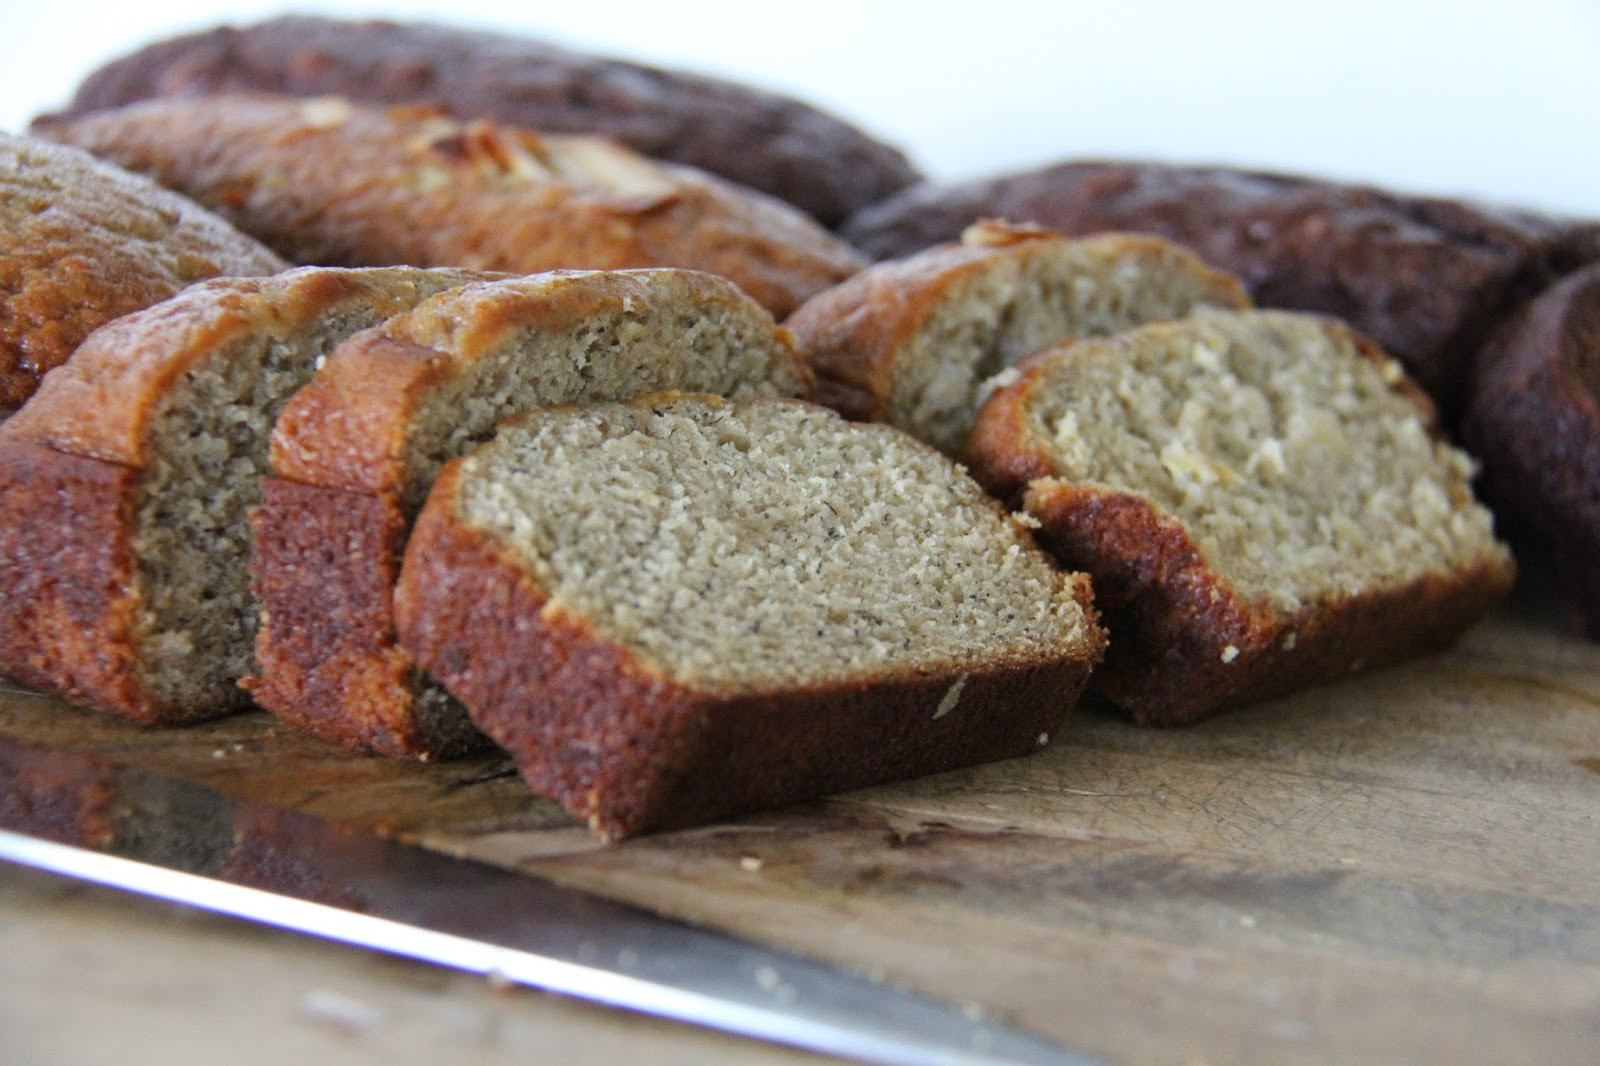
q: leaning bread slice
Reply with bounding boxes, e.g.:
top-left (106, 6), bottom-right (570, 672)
top-left (965, 309), bottom-right (1516, 725)
top-left (0, 266), bottom-right (490, 723)
top-left (249, 269), bottom-right (811, 760)
top-left (34, 94), bottom-right (868, 318)
top-left (395, 394), bottom-right (1106, 838)
top-left (785, 220), bottom-right (1250, 453)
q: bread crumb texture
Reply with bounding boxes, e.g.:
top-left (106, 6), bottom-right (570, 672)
top-left (1020, 310), bottom-right (1507, 613)
top-left (456, 397), bottom-right (1096, 693)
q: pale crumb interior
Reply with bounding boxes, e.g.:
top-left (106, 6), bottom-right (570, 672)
top-left (132, 306), bottom-right (387, 711)
top-left (398, 298), bottom-right (805, 511)
top-left (886, 237), bottom-right (1246, 454)
top-left (456, 398), bottom-right (1095, 692)
top-left (1023, 310), bottom-right (1509, 613)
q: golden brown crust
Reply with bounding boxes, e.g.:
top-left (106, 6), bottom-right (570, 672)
top-left (35, 95), bottom-right (867, 318)
top-left (965, 316), bottom-right (1514, 725)
top-left (784, 221), bottom-right (1251, 430)
top-left (0, 134), bottom-right (285, 413)
top-left (395, 457), bottom-right (1101, 839)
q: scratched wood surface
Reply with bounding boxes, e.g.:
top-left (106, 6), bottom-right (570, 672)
top-left (2, 583), bottom-right (1597, 1066)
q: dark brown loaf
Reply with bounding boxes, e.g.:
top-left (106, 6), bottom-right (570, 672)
top-left (35, 94), bottom-right (868, 319)
top-left (44, 15), bottom-right (920, 228)
top-left (0, 268), bottom-right (490, 723)
top-left (394, 394), bottom-right (1105, 838)
top-left (1463, 262), bottom-right (1600, 639)
top-left (844, 161), bottom-right (1600, 418)
top-left (0, 133), bottom-right (285, 414)
top-left (249, 270), bottom-right (812, 760)
top-left (966, 310), bottom-right (1515, 725)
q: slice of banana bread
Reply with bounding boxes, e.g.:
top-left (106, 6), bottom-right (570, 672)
top-left (395, 393), bottom-right (1105, 838)
top-left (966, 310), bottom-right (1515, 725)
top-left (1464, 262), bottom-right (1600, 639)
top-left (0, 267), bottom-right (488, 723)
top-left (249, 269), bottom-right (811, 760)
top-left (786, 220), bottom-right (1250, 453)
top-left (42, 16), bottom-right (920, 229)
top-left (0, 133), bottom-right (285, 414)
top-left (34, 94), bottom-right (868, 319)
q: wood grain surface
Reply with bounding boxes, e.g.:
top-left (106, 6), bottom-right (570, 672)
top-left (2, 583), bottom-right (1597, 1066)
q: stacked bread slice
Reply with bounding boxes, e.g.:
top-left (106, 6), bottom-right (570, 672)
top-left (396, 395), bottom-right (1105, 838)
top-left (249, 269), bottom-right (814, 759)
top-left (0, 267), bottom-right (491, 722)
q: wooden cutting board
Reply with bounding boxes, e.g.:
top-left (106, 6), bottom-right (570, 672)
top-left (2, 582), bottom-right (1597, 1066)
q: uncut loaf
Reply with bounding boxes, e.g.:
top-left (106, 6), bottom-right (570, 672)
top-left (0, 133), bottom-right (285, 414)
top-left (43, 15), bottom-right (920, 228)
top-left (34, 94), bottom-right (868, 319)
top-left (844, 161), bottom-right (1600, 418)
top-left (395, 394), bottom-right (1106, 839)
top-left (966, 310), bottom-right (1515, 725)
top-left (250, 269), bottom-right (811, 760)
top-left (786, 220), bottom-right (1250, 454)
top-left (1464, 262), bottom-right (1600, 640)
top-left (0, 267), bottom-right (491, 723)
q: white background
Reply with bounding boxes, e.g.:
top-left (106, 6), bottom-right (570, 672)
top-left (2, 0), bottom-right (1597, 217)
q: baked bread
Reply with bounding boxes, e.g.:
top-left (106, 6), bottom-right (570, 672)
top-left (43, 15), bottom-right (920, 228)
top-left (394, 393), bottom-right (1105, 838)
top-left (0, 133), bottom-right (285, 414)
top-left (0, 267), bottom-right (489, 723)
top-left (249, 269), bottom-right (812, 760)
top-left (786, 220), bottom-right (1250, 453)
top-left (33, 94), bottom-right (867, 319)
top-left (1463, 262), bottom-right (1600, 639)
top-left (844, 161), bottom-right (1600, 418)
top-left (966, 309), bottom-right (1516, 725)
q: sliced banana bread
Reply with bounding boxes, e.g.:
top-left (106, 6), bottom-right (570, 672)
top-left (786, 220), bottom-right (1250, 453)
top-left (1464, 262), bottom-right (1600, 639)
top-left (34, 94), bottom-right (867, 319)
top-left (395, 393), bottom-right (1105, 838)
top-left (0, 267), bottom-right (488, 723)
top-left (43, 16), bottom-right (920, 228)
top-left (0, 133), bottom-right (285, 413)
top-left (250, 269), bottom-right (811, 760)
top-left (966, 310), bottom-right (1516, 725)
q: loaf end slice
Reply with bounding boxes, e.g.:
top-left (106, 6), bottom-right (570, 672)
top-left (967, 309), bottom-right (1515, 724)
top-left (250, 269), bottom-right (811, 759)
top-left (396, 395), bottom-right (1105, 838)
top-left (0, 267), bottom-right (488, 723)
top-left (787, 220), bottom-right (1250, 453)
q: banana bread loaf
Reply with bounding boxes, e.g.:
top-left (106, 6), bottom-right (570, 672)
top-left (844, 161), bottom-right (1600, 418)
top-left (966, 310), bottom-right (1515, 724)
top-left (395, 393), bottom-right (1105, 838)
top-left (0, 267), bottom-right (489, 723)
top-left (35, 94), bottom-right (867, 319)
top-left (249, 269), bottom-right (812, 760)
top-left (786, 220), bottom-right (1250, 453)
top-left (1463, 262), bottom-right (1600, 639)
top-left (0, 133), bottom-right (285, 414)
top-left (43, 15), bottom-right (920, 228)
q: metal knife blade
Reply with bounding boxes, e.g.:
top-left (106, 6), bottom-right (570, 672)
top-left (0, 735), bottom-right (1105, 1066)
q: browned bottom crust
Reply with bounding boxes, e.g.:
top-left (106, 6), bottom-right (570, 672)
top-left (247, 476), bottom-right (487, 759)
top-left (396, 497), bottom-right (1096, 839)
top-left (1022, 480), bottom-right (1516, 725)
top-left (0, 440), bottom-right (175, 722)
